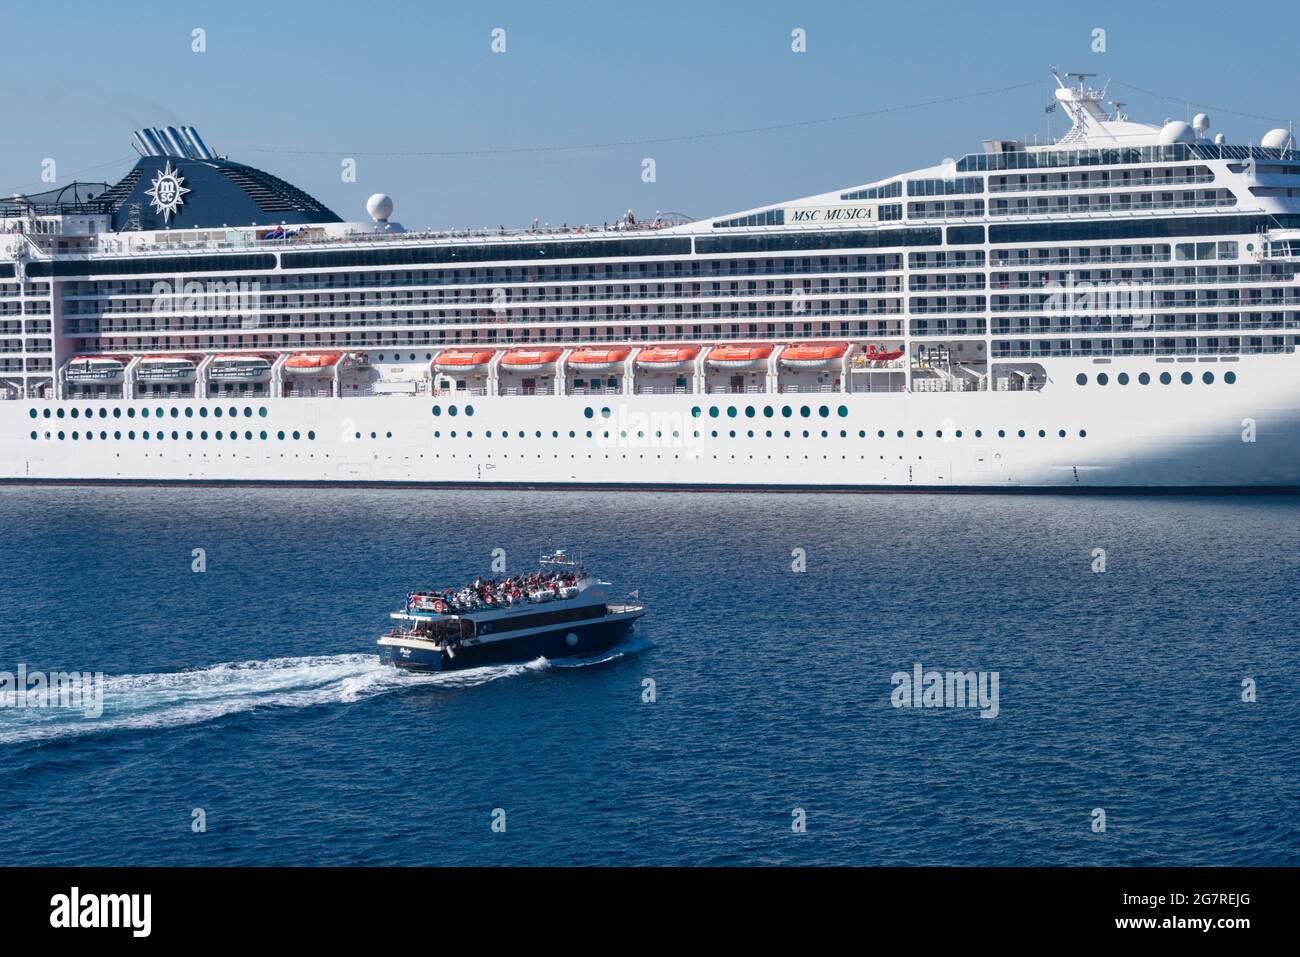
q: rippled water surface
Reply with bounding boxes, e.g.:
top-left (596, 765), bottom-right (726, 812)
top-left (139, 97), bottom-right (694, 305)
top-left (0, 487), bottom-right (1295, 865)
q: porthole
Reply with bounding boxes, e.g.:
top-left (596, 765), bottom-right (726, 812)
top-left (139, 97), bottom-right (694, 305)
top-left (818, 406), bottom-right (830, 418)
top-left (1181, 371), bottom-right (1193, 384)
top-left (292, 431), bottom-right (301, 440)
top-left (781, 406), bottom-right (793, 417)
top-left (1017, 430), bottom-right (1026, 438)
top-left (1159, 372), bottom-right (1172, 385)
top-left (1225, 371), bottom-right (1236, 384)
top-left (1097, 373), bottom-right (1108, 386)
top-left (708, 406), bottom-right (719, 418)
top-left (800, 406), bottom-right (811, 418)
top-left (1076, 373), bottom-right (1087, 385)
top-left (277, 431), bottom-right (285, 440)
top-left (465, 405), bottom-right (474, 416)
top-left (1139, 372), bottom-right (1150, 385)
top-left (28, 409), bottom-right (35, 419)
top-left (726, 406), bottom-right (737, 418)
top-left (1202, 371), bottom-right (1214, 384)
top-left (837, 405), bottom-right (848, 418)
top-left (199, 407), bottom-right (208, 417)
top-left (1079, 430), bottom-right (1087, 437)
top-left (744, 406), bottom-right (755, 418)
top-left (433, 405), bottom-right (442, 416)
top-left (1117, 373), bottom-right (1129, 385)
top-left (763, 406), bottom-right (774, 418)
top-left (259, 407), bottom-right (268, 417)
top-left (1058, 429), bottom-right (1066, 437)
top-left (448, 406), bottom-right (458, 416)
top-left (689, 407), bottom-right (699, 419)
top-left (1037, 429), bottom-right (1046, 438)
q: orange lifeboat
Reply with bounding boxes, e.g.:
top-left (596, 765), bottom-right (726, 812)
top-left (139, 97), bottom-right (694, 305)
top-left (707, 343), bottom-right (774, 369)
top-left (500, 348), bottom-right (563, 367)
top-left (433, 349), bottom-right (496, 371)
top-left (567, 346), bottom-right (631, 371)
top-left (780, 342), bottom-right (849, 369)
top-left (284, 351), bottom-right (344, 375)
top-left (636, 345), bottom-right (701, 370)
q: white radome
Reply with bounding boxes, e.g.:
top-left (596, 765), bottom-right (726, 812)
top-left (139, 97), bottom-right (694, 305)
top-left (366, 193), bottom-right (394, 222)
top-left (1192, 113), bottom-right (1210, 134)
top-left (1261, 128), bottom-right (1295, 150)
top-left (1158, 120), bottom-right (1196, 146)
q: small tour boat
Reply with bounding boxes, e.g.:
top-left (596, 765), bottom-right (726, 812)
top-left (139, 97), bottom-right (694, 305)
top-left (377, 550), bottom-right (645, 672)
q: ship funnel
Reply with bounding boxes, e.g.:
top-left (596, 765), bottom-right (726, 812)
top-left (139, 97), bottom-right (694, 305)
top-left (138, 128), bottom-right (167, 157)
top-left (181, 126), bottom-right (215, 160)
top-left (131, 130), bottom-right (156, 157)
top-left (160, 126), bottom-right (190, 158)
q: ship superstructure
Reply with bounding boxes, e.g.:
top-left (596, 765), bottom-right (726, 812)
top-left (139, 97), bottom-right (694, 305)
top-left (4, 75), bottom-right (1300, 490)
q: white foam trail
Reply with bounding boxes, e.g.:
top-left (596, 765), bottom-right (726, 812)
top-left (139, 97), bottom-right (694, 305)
top-left (0, 652), bottom-right (548, 746)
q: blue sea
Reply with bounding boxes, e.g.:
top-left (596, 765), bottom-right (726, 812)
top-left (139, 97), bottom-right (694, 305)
top-left (0, 487), bottom-right (1295, 866)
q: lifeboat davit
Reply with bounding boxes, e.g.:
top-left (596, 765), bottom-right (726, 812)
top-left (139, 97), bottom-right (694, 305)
top-left (567, 346), bottom-right (631, 371)
top-left (501, 348), bottom-right (563, 368)
top-left (859, 343), bottom-right (905, 364)
top-left (65, 355), bottom-right (126, 382)
top-left (636, 345), bottom-right (701, 370)
top-left (707, 344), bottom-right (774, 369)
top-left (780, 342), bottom-right (849, 369)
top-left (208, 354), bottom-right (274, 381)
top-left (136, 355), bottom-right (198, 380)
top-left (434, 349), bottom-right (496, 371)
top-left (283, 352), bottom-right (344, 375)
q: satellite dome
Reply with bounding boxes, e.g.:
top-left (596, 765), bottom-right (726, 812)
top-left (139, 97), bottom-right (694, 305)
top-left (1214, 133), bottom-right (1226, 145)
top-left (366, 193), bottom-right (394, 222)
top-left (1158, 120), bottom-right (1196, 146)
top-left (1261, 128), bottom-right (1295, 151)
top-left (1192, 113), bottom-right (1210, 134)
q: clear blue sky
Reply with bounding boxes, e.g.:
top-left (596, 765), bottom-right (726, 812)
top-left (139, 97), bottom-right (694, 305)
top-left (1, 0), bottom-right (1296, 228)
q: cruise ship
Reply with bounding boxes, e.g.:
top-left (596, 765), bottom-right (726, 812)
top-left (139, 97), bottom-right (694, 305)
top-left (4, 72), bottom-right (1300, 491)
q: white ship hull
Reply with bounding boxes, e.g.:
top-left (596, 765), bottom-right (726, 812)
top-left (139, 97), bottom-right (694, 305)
top-left (7, 353), bottom-right (1298, 490)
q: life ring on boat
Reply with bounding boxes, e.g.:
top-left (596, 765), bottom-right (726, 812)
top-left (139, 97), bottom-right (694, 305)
top-left (432, 599), bottom-right (446, 614)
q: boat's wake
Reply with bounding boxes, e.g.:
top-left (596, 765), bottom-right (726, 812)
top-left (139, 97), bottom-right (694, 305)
top-left (0, 652), bottom-right (535, 746)
top-left (0, 637), bottom-right (649, 746)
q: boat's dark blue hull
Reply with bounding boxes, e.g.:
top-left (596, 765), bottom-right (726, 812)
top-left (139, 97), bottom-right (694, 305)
top-left (378, 616), bottom-right (638, 672)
